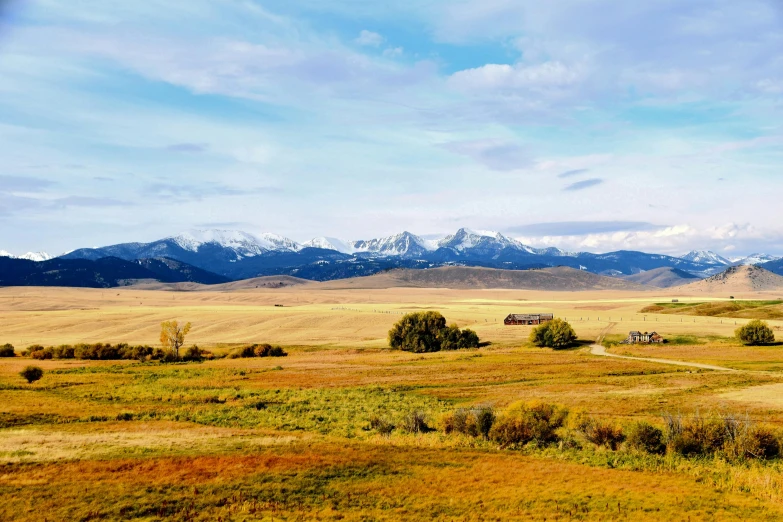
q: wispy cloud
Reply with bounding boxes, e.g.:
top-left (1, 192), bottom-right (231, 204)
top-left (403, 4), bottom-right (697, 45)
top-left (166, 143), bottom-right (209, 153)
top-left (440, 140), bottom-right (532, 171)
top-left (563, 178), bottom-right (603, 191)
top-left (0, 175), bottom-right (55, 192)
top-left (355, 30), bottom-right (384, 47)
top-left (507, 221), bottom-right (661, 236)
top-left (558, 168), bottom-right (589, 178)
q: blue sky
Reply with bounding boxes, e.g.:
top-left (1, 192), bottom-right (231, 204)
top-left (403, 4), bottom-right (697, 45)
top-left (1, 0), bottom-right (782, 256)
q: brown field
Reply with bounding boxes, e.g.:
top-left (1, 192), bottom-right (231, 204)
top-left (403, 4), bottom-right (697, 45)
top-left (2, 283), bottom-right (783, 520)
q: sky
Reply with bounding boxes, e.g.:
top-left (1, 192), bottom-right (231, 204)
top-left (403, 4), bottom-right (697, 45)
top-left (0, 0), bottom-right (782, 257)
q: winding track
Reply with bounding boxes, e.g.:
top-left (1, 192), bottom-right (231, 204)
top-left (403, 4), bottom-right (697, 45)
top-left (590, 323), bottom-right (737, 372)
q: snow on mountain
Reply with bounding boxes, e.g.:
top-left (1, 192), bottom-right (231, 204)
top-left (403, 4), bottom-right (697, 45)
top-left (352, 231), bottom-right (435, 257)
top-left (18, 252), bottom-right (53, 262)
top-left (438, 228), bottom-right (518, 251)
top-left (732, 253), bottom-right (781, 266)
top-left (303, 237), bottom-right (356, 254)
top-left (679, 250), bottom-right (732, 266)
top-left (168, 230), bottom-right (300, 257)
top-left (256, 233), bottom-right (302, 252)
top-left (0, 250), bottom-right (52, 261)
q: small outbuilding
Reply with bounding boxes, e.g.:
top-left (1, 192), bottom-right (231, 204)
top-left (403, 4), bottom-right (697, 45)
top-left (621, 331), bottom-right (664, 344)
top-left (504, 313), bottom-right (554, 326)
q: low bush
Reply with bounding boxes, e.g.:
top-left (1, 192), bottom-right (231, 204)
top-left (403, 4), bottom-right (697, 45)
top-left (20, 366), bottom-right (43, 384)
top-left (576, 417), bottom-right (625, 450)
top-left (489, 402), bottom-right (567, 448)
top-left (369, 415), bottom-right (395, 436)
top-left (0, 344), bottom-right (15, 357)
top-left (721, 413), bottom-right (780, 461)
top-left (229, 344), bottom-right (288, 359)
top-left (443, 407), bottom-right (495, 439)
top-left (182, 345), bottom-right (204, 362)
top-left (400, 410), bottom-right (432, 434)
top-left (22, 343), bottom-right (174, 362)
top-left (625, 421), bottom-right (665, 454)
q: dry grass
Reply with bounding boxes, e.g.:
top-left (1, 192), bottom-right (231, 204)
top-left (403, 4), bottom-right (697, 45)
top-left (2, 285), bottom-right (783, 520)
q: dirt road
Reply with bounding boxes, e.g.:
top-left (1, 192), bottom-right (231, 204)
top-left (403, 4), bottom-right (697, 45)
top-left (590, 323), bottom-right (737, 372)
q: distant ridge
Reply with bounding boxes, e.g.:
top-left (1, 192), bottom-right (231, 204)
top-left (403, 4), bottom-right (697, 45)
top-left (317, 266), bottom-right (651, 291)
top-left (622, 267), bottom-right (700, 288)
top-left (681, 265), bottom-right (783, 293)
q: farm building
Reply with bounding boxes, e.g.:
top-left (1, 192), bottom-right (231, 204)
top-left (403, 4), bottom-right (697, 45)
top-left (621, 331), bottom-right (665, 344)
top-left (504, 313), bottom-right (554, 326)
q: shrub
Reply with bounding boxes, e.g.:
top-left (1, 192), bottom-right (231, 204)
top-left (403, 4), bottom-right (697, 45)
top-left (400, 410), bottom-right (432, 434)
top-left (388, 312), bottom-right (447, 352)
top-left (440, 325), bottom-right (481, 351)
top-left (721, 413), bottom-right (780, 461)
top-left (664, 412), bottom-right (726, 456)
top-left (626, 422), bottom-right (665, 454)
top-left (443, 407), bottom-right (495, 438)
top-left (489, 402), bottom-right (567, 447)
top-left (158, 350), bottom-right (179, 363)
top-left (529, 318), bottom-right (577, 349)
top-left (31, 348), bottom-right (53, 360)
top-left (182, 345), bottom-right (203, 362)
top-left (20, 366), bottom-right (43, 384)
top-left (736, 320), bottom-right (775, 345)
top-left (23, 345), bottom-right (45, 357)
top-left (576, 417), bottom-right (625, 450)
top-left (0, 344), bottom-right (14, 357)
top-left (369, 415), bottom-right (395, 436)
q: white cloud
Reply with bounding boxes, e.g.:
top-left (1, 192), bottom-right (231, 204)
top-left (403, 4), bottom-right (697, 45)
top-left (355, 30), bottom-right (384, 47)
top-left (449, 61), bottom-right (583, 93)
top-left (383, 47), bottom-right (404, 58)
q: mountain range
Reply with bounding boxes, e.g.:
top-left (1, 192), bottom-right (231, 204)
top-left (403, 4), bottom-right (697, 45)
top-left (3, 228), bottom-right (782, 286)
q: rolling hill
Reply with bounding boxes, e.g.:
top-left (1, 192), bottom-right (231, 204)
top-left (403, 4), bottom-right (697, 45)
top-left (317, 266), bottom-right (651, 291)
top-left (621, 267), bottom-right (701, 288)
top-left (680, 265), bottom-right (783, 293)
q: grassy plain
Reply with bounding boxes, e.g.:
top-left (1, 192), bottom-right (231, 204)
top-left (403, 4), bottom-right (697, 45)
top-left (2, 284), bottom-right (783, 520)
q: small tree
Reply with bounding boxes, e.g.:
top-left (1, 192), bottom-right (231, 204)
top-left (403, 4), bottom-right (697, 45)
top-left (388, 312), bottom-right (447, 352)
top-left (0, 343), bottom-right (14, 357)
top-left (160, 320), bottom-right (192, 359)
top-left (736, 320), bottom-right (775, 346)
top-left (20, 365), bottom-right (43, 384)
top-left (530, 318), bottom-right (577, 349)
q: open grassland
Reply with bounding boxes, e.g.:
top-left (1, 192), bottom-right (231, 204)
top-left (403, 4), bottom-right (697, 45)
top-left (2, 285), bottom-right (783, 520)
top-left (642, 300), bottom-right (783, 320)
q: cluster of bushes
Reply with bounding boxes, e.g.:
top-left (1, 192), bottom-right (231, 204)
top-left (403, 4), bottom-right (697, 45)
top-left (388, 312), bottom-right (480, 353)
top-left (21, 343), bottom-right (211, 362)
top-left (0, 343), bottom-right (15, 357)
top-left (428, 401), bottom-right (781, 462)
top-left (530, 318), bottom-right (577, 349)
top-left (368, 410), bottom-right (433, 436)
top-left (227, 344), bottom-right (288, 359)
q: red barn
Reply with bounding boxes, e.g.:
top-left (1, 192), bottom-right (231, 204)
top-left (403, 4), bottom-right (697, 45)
top-left (504, 313), bottom-right (554, 326)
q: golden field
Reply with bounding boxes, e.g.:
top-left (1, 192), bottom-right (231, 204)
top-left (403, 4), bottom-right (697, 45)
top-left (2, 282), bottom-right (783, 520)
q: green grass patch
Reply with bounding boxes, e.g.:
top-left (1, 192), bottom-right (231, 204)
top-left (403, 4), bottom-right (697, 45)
top-left (641, 301), bottom-right (783, 319)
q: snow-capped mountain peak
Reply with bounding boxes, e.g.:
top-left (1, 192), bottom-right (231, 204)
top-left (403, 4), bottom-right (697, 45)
top-left (351, 231), bottom-right (435, 257)
top-left (0, 250), bottom-right (53, 261)
top-left (732, 253), bottom-right (781, 266)
top-left (303, 237), bottom-right (355, 254)
top-left (18, 252), bottom-right (53, 262)
top-left (679, 250), bottom-right (731, 266)
top-left (438, 228), bottom-right (523, 252)
top-left (168, 229), bottom-right (300, 256)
